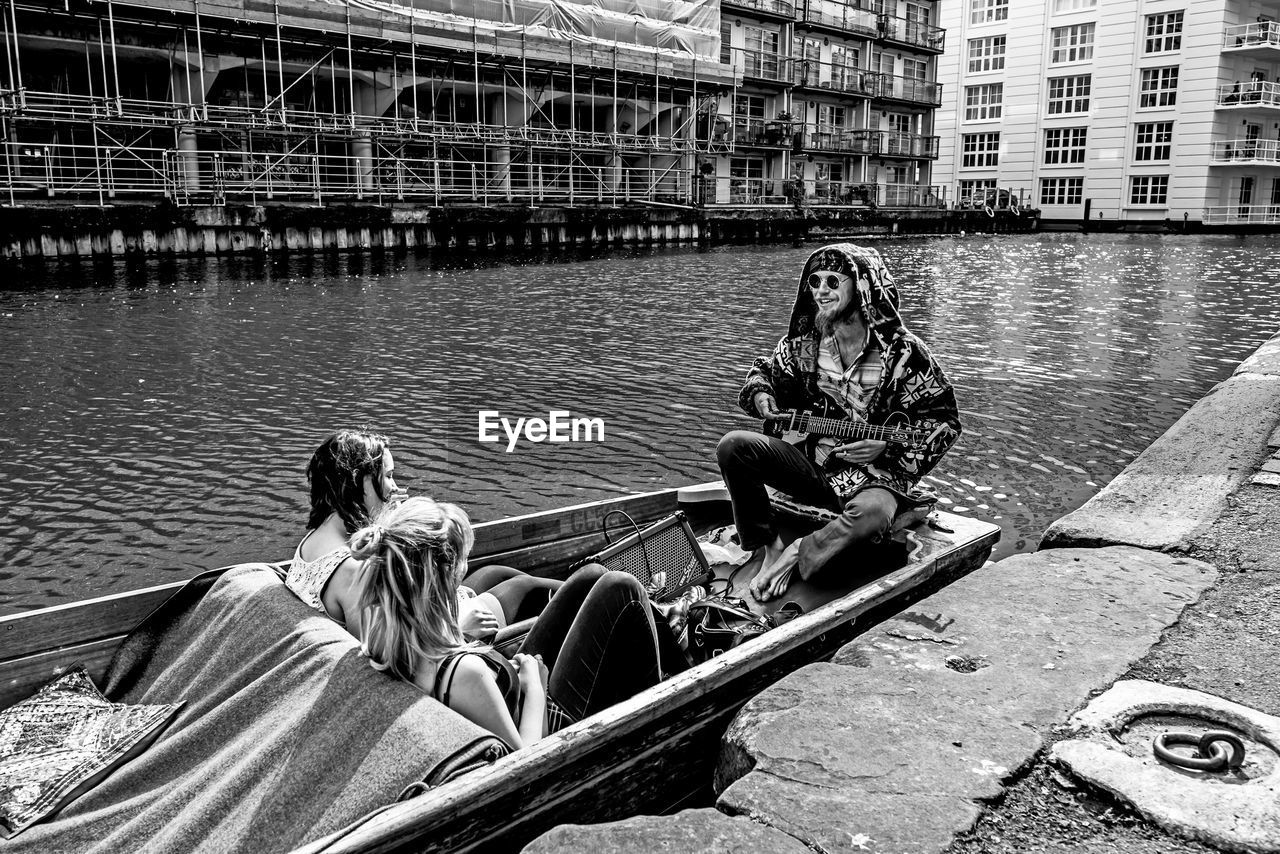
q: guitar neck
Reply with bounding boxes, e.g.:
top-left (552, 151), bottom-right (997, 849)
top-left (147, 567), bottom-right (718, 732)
top-left (785, 412), bottom-right (929, 445)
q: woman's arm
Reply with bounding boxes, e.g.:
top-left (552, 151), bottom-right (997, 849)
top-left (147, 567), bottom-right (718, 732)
top-left (418, 655), bottom-right (528, 748)
top-left (513, 653), bottom-right (549, 744)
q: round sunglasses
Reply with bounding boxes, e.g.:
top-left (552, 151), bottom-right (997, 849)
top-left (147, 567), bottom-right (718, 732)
top-left (807, 272), bottom-right (846, 290)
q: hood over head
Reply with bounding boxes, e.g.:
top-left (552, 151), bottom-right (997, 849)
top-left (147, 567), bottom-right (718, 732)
top-left (788, 243), bottom-right (903, 346)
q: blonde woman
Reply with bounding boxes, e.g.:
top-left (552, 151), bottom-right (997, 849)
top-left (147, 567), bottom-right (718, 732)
top-left (349, 497), bottom-right (663, 748)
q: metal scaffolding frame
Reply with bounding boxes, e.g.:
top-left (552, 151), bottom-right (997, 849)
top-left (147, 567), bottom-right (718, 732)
top-left (0, 0), bottom-right (945, 210)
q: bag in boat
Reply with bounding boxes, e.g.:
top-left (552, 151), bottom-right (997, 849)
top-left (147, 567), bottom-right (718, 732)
top-left (684, 596), bottom-right (774, 664)
top-left (573, 511), bottom-right (712, 603)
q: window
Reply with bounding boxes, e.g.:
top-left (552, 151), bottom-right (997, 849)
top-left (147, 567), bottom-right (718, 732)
top-left (970, 0), bottom-right (1008, 25)
top-left (1145, 12), bottom-right (1183, 53)
top-left (1040, 177), bottom-right (1084, 205)
top-left (886, 113), bottom-right (913, 134)
top-left (968, 36), bottom-right (1007, 73)
top-left (1134, 121), bottom-right (1173, 161)
top-left (1130, 175), bottom-right (1169, 205)
top-left (1139, 67), bottom-right (1179, 108)
top-left (743, 25), bottom-right (780, 78)
top-left (818, 104), bottom-right (848, 130)
top-left (720, 22), bottom-right (732, 65)
top-left (729, 157), bottom-right (765, 201)
top-left (902, 58), bottom-right (928, 80)
top-left (734, 94), bottom-right (765, 121)
top-left (1047, 75), bottom-right (1091, 114)
top-left (961, 132), bottom-right (1001, 167)
top-left (1052, 0), bottom-right (1096, 12)
top-left (1051, 24), bottom-right (1095, 64)
top-left (1044, 127), bottom-right (1088, 164)
top-left (964, 83), bottom-right (1003, 120)
top-left (830, 45), bottom-right (860, 89)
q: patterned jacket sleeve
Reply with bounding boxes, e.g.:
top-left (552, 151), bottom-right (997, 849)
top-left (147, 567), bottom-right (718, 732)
top-left (875, 344), bottom-right (962, 485)
top-left (738, 336), bottom-right (798, 416)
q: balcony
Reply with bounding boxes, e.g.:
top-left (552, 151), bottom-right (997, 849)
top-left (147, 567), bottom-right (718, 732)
top-left (791, 61), bottom-right (878, 98)
top-left (794, 128), bottom-right (938, 159)
top-left (870, 72), bottom-right (942, 107)
top-left (1224, 21), bottom-right (1280, 56)
top-left (696, 176), bottom-right (947, 208)
top-left (730, 117), bottom-right (796, 148)
top-left (1204, 204), bottom-right (1280, 225)
top-left (1217, 80), bottom-right (1280, 109)
top-left (721, 0), bottom-right (796, 22)
top-left (878, 15), bottom-right (946, 53)
top-left (799, 127), bottom-right (877, 155)
top-left (871, 130), bottom-right (940, 159)
top-left (728, 47), bottom-right (790, 84)
top-left (800, 4), bottom-right (879, 40)
top-left (1212, 138), bottom-right (1280, 165)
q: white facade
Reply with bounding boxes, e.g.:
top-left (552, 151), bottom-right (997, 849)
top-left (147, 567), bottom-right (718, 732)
top-left (935, 0), bottom-right (1280, 225)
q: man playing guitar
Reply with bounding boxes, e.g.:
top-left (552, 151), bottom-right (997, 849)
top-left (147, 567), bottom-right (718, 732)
top-left (717, 243), bottom-right (962, 602)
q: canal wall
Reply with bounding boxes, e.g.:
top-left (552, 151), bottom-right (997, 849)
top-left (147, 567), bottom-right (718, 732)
top-left (0, 203), bottom-right (1038, 260)
top-left (523, 328), bottom-right (1280, 854)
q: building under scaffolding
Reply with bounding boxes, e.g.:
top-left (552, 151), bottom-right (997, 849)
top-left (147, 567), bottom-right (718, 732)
top-left (0, 0), bottom-right (955, 248)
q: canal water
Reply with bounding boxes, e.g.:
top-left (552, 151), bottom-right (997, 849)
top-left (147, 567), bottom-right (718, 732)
top-left (3, 234), bottom-right (1279, 616)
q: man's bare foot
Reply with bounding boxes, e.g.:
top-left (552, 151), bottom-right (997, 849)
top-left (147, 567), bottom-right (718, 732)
top-left (750, 539), bottom-right (801, 602)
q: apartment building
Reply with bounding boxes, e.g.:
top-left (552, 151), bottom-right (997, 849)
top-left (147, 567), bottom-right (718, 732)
top-left (714, 0), bottom-right (946, 207)
top-left (935, 0), bottom-right (1280, 227)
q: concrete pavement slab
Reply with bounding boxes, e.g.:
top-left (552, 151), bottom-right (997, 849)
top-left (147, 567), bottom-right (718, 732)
top-left (521, 808), bottom-right (812, 853)
top-left (1041, 374), bottom-right (1280, 552)
top-left (714, 547), bottom-right (1217, 854)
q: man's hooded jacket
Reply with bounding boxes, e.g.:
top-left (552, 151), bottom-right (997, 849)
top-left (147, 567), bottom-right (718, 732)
top-left (738, 243), bottom-right (961, 505)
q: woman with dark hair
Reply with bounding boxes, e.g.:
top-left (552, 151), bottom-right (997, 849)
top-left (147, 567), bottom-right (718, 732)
top-left (288, 429), bottom-right (559, 637)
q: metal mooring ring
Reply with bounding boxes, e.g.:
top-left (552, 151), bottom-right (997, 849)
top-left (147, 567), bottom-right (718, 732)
top-left (1199, 730), bottom-right (1246, 770)
top-left (1153, 730), bottom-right (1246, 772)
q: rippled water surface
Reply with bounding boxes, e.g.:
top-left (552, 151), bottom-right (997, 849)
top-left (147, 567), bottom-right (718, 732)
top-left (3, 234), bottom-right (1280, 615)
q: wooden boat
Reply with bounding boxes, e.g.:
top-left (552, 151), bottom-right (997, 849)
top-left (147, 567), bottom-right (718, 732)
top-left (0, 482), bottom-right (999, 853)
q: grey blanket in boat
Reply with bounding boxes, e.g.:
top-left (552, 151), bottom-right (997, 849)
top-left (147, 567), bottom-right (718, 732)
top-left (4, 563), bottom-right (506, 854)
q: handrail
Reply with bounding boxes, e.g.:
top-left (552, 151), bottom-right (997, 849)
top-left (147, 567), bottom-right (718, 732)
top-left (1204, 204), bottom-right (1280, 224)
top-left (1225, 21), bottom-right (1280, 49)
top-left (1211, 138), bottom-right (1280, 163)
top-left (1217, 79), bottom-right (1280, 107)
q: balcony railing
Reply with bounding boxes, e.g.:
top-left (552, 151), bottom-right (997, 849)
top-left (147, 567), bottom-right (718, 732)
top-left (1225, 21), bottom-right (1280, 50)
top-left (730, 118), bottom-right (796, 147)
top-left (795, 128), bottom-right (938, 159)
top-left (1217, 80), bottom-right (1280, 108)
top-left (1212, 138), bottom-right (1280, 164)
top-left (870, 73), bottom-right (942, 106)
top-left (801, 4), bottom-right (879, 39)
top-left (1204, 204), bottom-right (1280, 225)
top-left (696, 176), bottom-right (946, 208)
top-left (727, 47), bottom-right (789, 84)
top-left (791, 61), bottom-right (878, 97)
top-left (721, 0), bottom-right (796, 19)
top-left (878, 15), bottom-right (946, 53)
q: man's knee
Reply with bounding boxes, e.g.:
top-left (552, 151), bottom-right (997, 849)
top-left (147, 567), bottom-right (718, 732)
top-left (717, 430), bottom-right (766, 469)
top-left (841, 489), bottom-right (898, 541)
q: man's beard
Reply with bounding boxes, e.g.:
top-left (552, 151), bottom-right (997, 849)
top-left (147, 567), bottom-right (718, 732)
top-left (815, 302), bottom-right (857, 337)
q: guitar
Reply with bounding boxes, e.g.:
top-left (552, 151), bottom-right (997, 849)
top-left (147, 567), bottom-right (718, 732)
top-left (772, 410), bottom-right (934, 448)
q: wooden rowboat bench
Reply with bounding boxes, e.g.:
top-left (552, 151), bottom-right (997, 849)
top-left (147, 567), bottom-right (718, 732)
top-left (0, 482), bottom-right (999, 853)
